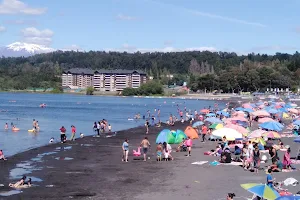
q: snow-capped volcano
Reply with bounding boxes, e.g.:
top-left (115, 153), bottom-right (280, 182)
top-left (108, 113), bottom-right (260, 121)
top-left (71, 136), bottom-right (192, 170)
top-left (0, 42), bottom-right (55, 57)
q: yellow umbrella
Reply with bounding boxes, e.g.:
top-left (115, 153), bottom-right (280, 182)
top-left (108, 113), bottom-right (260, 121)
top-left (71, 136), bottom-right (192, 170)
top-left (263, 131), bottom-right (281, 139)
top-left (250, 137), bottom-right (266, 146)
top-left (282, 112), bottom-right (289, 119)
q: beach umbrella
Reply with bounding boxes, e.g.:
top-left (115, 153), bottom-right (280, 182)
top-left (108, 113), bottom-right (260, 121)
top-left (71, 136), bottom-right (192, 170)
top-left (204, 117), bottom-right (222, 124)
top-left (294, 137), bottom-right (300, 143)
top-left (263, 131), bottom-right (281, 139)
top-left (212, 128), bottom-right (242, 141)
top-left (200, 109), bottom-right (210, 114)
top-left (275, 196), bottom-right (300, 200)
top-left (293, 120), bottom-right (300, 126)
top-left (268, 109), bottom-right (279, 114)
top-left (216, 111), bottom-right (230, 117)
top-left (206, 113), bottom-right (216, 117)
top-left (241, 183), bottom-right (280, 200)
top-left (258, 117), bottom-right (275, 123)
top-left (243, 108), bottom-right (254, 113)
top-left (288, 108), bottom-right (298, 114)
top-left (209, 123), bottom-right (223, 130)
top-left (259, 121), bottom-right (283, 132)
top-left (250, 137), bottom-right (266, 146)
top-left (230, 116), bottom-right (248, 122)
top-left (225, 124), bottom-right (249, 135)
top-left (248, 129), bottom-right (267, 139)
top-left (156, 129), bottom-right (175, 144)
top-left (235, 107), bottom-right (244, 111)
top-left (192, 121), bottom-right (204, 128)
top-left (243, 103), bottom-right (253, 109)
top-left (253, 110), bottom-right (270, 117)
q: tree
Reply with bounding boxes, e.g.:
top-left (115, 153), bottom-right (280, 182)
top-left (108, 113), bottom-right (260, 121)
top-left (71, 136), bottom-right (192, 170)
top-left (86, 87), bottom-right (95, 95)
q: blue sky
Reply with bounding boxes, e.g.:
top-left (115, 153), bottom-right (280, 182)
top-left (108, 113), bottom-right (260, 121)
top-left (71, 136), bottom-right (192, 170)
top-left (0, 0), bottom-right (299, 54)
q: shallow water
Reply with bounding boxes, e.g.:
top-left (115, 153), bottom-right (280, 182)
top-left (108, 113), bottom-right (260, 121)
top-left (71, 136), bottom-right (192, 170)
top-left (55, 157), bottom-right (74, 161)
top-left (0, 93), bottom-right (225, 156)
top-left (0, 190), bottom-right (22, 196)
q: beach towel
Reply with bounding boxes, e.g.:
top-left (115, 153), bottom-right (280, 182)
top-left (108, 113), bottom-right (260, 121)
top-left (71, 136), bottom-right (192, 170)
top-left (291, 159), bottom-right (300, 164)
top-left (204, 151), bottom-right (211, 155)
top-left (209, 161), bottom-right (220, 166)
top-left (191, 161), bottom-right (208, 165)
top-left (221, 161), bottom-right (242, 166)
top-left (282, 169), bottom-right (299, 172)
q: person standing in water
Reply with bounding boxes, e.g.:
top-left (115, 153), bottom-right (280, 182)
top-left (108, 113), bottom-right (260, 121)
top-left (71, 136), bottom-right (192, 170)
top-left (70, 125), bottom-right (76, 141)
top-left (122, 139), bottom-right (129, 162)
top-left (4, 123), bottom-right (8, 130)
top-left (59, 126), bottom-right (66, 143)
top-left (140, 137), bottom-right (151, 161)
top-left (145, 120), bottom-right (149, 134)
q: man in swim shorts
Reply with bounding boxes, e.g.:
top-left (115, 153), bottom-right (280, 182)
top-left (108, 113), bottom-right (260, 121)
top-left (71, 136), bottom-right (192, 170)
top-left (140, 137), bottom-right (150, 161)
top-left (156, 143), bottom-right (162, 161)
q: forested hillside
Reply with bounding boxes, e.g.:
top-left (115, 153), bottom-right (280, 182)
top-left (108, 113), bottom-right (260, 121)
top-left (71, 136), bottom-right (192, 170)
top-left (1, 50), bottom-right (300, 92)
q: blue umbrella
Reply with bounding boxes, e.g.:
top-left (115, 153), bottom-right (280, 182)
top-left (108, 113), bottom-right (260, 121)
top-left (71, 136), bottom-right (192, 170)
top-left (216, 111), bottom-right (230, 117)
top-left (293, 120), bottom-right (300, 126)
top-left (204, 117), bottom-right (222, 124)
top-left (192, 121), bottom-right (204, 128)
top-left (235, 107), bottom-right (244, 111)
top-left (294, 137), bottom-right (300, 143)
top-left (268, 109), bottom-right (279, 114)
top-left (206, 113), bottom-right (216, 117)
top-left (275, 196), bottom-right (300, 200)
top-left (259, 121), bottom-right (283, 132)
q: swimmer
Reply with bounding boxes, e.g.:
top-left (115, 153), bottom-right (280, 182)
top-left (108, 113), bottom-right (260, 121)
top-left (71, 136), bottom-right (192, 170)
top-left (4, 123), bottom-right (8, 130)
top-left (9, 176), bottom-right (26, 188)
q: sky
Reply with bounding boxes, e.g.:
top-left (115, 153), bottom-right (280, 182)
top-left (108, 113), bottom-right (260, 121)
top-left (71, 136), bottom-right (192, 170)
top-left (0, 0), bottom-right (299, 54)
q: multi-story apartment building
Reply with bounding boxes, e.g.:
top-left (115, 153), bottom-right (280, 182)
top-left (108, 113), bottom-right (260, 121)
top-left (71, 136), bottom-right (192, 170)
top-left (62, 68), bottom-right (147, 91)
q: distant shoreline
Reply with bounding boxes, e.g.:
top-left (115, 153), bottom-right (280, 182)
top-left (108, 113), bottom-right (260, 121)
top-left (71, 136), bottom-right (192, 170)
top-left (0, 90), bottom-right (244, 101)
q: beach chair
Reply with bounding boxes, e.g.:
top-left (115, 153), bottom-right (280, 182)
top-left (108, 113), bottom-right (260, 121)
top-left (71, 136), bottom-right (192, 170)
top-left (133, 147), bottom-right (141, 157)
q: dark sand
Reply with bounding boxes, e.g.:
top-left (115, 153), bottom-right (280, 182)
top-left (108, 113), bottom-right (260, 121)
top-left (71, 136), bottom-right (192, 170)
top-left (1, 121), bottom-right (300, 200)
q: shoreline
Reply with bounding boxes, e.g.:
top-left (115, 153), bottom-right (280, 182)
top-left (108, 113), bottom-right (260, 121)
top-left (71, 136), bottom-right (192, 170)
top-left (0, 90), bottom-right (244, 101)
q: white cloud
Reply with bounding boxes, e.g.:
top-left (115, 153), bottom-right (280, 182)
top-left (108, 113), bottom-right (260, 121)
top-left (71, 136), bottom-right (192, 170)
top-left (249, 45), bottom-right (297, 52)
top-left (116, 14), bottom-right (138, 21)
top-left (105, 43), bottom-right (216, 53)
top-left (0, 0), bottom-right (46, 15)
top-left (144, 0), bottom-right (266, 28)
top-left (0, 25), bottom-right (5, 32)
top-left (4, 19), bottom-right (37, 25)
top-left (21, 27), bottom-right (53, 46)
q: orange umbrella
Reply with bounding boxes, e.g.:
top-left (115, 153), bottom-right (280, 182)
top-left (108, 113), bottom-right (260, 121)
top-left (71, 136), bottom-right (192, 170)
top-left (200, 109), bottom-right (210, 114)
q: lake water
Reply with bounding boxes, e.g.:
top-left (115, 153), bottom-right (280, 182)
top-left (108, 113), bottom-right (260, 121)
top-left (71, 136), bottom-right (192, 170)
top-left (0, 93), bottom-right (226, 156)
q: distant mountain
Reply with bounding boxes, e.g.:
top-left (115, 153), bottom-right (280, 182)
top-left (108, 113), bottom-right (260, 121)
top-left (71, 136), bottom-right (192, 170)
top-left (0, 42), bottom-right (55, 57)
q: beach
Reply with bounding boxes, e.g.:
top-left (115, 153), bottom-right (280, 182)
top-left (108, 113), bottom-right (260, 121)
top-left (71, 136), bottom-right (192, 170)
top-left (1, 120), bottom-right (300, 200)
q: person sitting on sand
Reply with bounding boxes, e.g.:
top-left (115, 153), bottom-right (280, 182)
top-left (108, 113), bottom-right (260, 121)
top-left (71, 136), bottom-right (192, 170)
top-left (0, 150), bottom-right (7, 160)
top-left (176, 138), bottom-right (187, 152)
top-left (156, 143), bottom-right (163, 161)
top-left (210, 145), bottom-right (223, 157)
top-left (9, 176), bottom-right (26, 188)
top-left (226, 193), bottom-right (235, 200)
top-left (269, 158), bottom-right (283, 172)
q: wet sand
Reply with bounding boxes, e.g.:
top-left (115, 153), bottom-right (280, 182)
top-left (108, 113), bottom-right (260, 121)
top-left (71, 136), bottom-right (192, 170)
top-left (1, 122), bottom-right (300, 200)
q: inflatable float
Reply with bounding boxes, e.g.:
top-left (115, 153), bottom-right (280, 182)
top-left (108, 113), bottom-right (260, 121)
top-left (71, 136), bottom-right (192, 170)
top-left (12, 128), bottom-right (20, 131)
top-left (39, 103), bottom-right (46, 108)
top-left (28, 129), bottom-right (35, 132)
